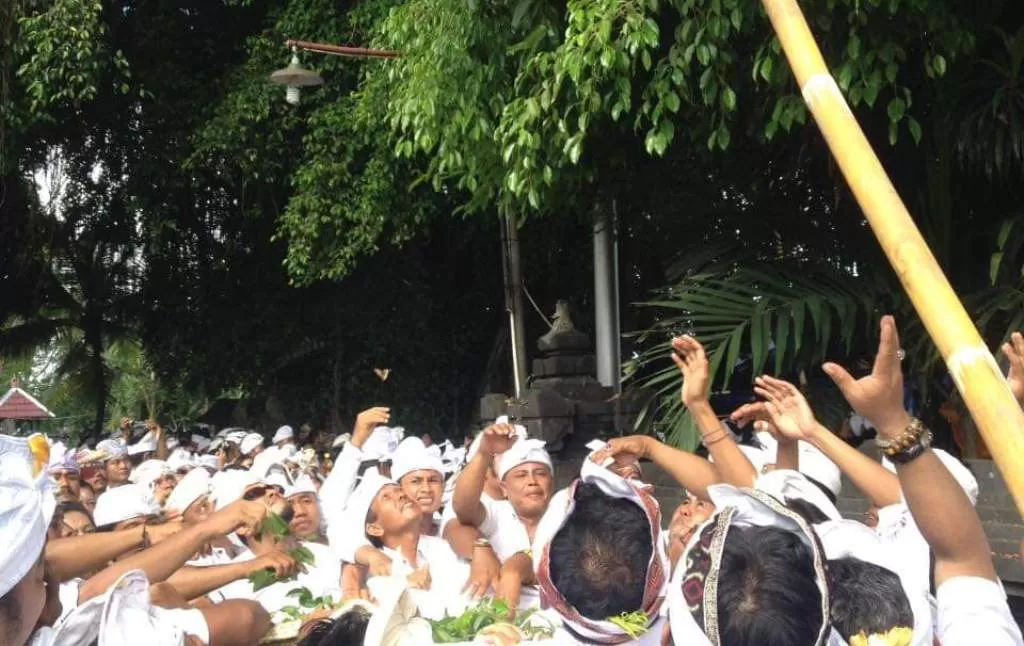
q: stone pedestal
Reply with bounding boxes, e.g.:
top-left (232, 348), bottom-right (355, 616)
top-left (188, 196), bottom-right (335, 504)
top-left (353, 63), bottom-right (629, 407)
top-left (479, 302), bottom-right (641, 452)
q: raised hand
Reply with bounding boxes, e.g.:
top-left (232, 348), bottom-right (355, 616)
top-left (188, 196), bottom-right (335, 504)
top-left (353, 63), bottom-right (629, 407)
top-left (730, 402), bottom-right (777, 435)
top-left (353, 407), bottom-right (391, 441)
top-left (604, 435), bottom-right (655, 462)
top-left (823, 315), bottom-right (908, 434)
top-left (1002, 332), bottom-right (1024, 402)
top-left (671, 336), bottom-right (711, 408)
top-left (251, 550), bottom-right (301, 578)
top-left (753, 376), bottom-right (819, 441)
top-left (476, 424), bottom-right (518, 457)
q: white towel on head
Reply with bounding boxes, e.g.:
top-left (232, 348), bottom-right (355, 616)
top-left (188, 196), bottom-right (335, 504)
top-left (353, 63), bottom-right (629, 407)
top-left (272, 425), bottom-right (294, 444)
top-left (94, 484), bottom-right (160, 528)
top-left (496, 438), bottom-right (551, 480)
top-left (240, 432), bottom-right (264, 457)
top-left (0, 435), bottom-right (52, 598)
top-left (390, 437), bottom-right (445, 483)
top-left (165, 468), bottom-right (211, 515)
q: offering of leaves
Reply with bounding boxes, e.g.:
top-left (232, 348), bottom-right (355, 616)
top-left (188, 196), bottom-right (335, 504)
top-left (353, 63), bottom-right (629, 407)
top-left (607, 611), bottom-right (649, 638)
top-left (278, 587), bottom-right (337, 621)
top-left (428, 598), bottom-right (553, 643)
top-left (247, 513), bottom-right (318, 592)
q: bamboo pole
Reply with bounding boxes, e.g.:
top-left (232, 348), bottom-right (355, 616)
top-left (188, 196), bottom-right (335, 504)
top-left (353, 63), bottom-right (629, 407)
top-left (759, 0), bottom-right (1024, 515)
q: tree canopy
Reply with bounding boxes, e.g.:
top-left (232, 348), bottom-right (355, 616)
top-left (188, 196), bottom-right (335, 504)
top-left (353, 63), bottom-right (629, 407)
top-left (2, 0), bottom-right (1022, 450)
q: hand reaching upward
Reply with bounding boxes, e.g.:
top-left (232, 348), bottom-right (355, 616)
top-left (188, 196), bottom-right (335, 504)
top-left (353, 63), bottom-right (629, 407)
top-left (822, 315), bottom-right (908, 434)
top-left (1002, 332), bottom-right (1024, 403)
top-left (671, 335), bottom-right (710, 408)
top-left (753, 376), bottom-right (819, 442)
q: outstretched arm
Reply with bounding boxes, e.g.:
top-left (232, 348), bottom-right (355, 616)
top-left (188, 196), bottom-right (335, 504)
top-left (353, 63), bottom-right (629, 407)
top-left (605, 435), bottom-right (721, 501)
top-left (750, 377), bottom-right (901, 508)
top-left (453, 425), bottom-right (517, 527)
top-left (825, 316), bottom-right (995, 585)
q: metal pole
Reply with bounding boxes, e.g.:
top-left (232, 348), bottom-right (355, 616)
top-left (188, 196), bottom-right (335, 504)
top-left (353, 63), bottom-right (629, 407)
top-left (500, 216), bottom-right (528, 400)
top-left (594, 203), bottom-right (622, 392)
top-left (761, 0), bottom-right (1024, 515)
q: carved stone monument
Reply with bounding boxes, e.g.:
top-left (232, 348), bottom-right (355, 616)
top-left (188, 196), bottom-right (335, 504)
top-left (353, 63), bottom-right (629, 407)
top-left (479, 300), bottom-right (640, 452)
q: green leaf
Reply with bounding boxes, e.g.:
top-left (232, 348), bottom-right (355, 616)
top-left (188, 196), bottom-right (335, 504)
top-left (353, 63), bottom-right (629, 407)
top-left (884, 63), bottom-right (898, 84)
top-left (721, 86), bottom-right (737, 111)
top-left (907, 116), bottom-right (922, 145)
top-left (759, 56), bottom-right (773, 82)
top-left (847, 34), bottom-right (861, 60)
top-left (260, 513), bottom-right (290, 539)
top-left (933, 54), bottom-right (947, 77)
top-left (886, 97), bottom-right (906, 123)
top-left (774, 310), bottom-right (790, 375)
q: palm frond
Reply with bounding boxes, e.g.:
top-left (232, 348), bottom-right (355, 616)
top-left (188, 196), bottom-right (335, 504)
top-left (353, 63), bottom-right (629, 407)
top-left (626, 263), bottom-right (901, 449)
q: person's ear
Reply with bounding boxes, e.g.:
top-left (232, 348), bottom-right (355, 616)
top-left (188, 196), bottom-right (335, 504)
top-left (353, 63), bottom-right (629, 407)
top-left (499, 480), bottom-right (510, 497)
top-left (366, 522), bottom-right (384, 538)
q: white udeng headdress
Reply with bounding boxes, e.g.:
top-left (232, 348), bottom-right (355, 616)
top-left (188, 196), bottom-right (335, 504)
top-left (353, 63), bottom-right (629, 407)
top-left (0, 435), bottom-right (53, 598)
top-left (665, 485), bottom-right (843, 646)
top-left (533, 458), bottom-right (669, 643)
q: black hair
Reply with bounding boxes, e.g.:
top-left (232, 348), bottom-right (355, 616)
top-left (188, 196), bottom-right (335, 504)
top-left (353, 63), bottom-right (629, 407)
top-left (716, 525), bottom-right (824, 646)
top-left (785, 497), bottom-right (832, 526)
top-left (549, 482), bottom-right (652, 631)
top-left (79, 480), bottom-right (95, 495)
top-left (827, 557), bottom-right (913, 639)
top-left (296, 606), bottom-right (371, 646)
top-left (356, 460), bottom-right (381, 479)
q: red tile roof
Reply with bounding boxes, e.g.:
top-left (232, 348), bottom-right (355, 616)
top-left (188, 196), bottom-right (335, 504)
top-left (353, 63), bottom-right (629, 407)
top-left (0, 388), bottom-right (55, 420)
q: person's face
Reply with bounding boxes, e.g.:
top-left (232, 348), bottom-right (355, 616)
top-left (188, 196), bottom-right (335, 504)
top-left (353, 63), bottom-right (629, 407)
top-left (59, 510), bottom-right (96, 538)
top-left (78, 487), bottom-right (96, 514)
top-left (399, 470), bottom-right (444, 515)
top-left (421, 434), bottom-right (433, 447)
top-left (367, 484), bottom-right (422, 539)
top-left (289, 493), bottom-right (322, 539)
top-left (501, 463), bottom-right (553, 519)
top-left (667, 496), bottom-right (716, 565)
top-left (2, 553), bottom-right (47, 646)
top-left (182, 495), bottom-right (214, 526)
top-left (53, 470), bottom-right (81, 504)
top-left (105, 457), bottom-right (131, 485)
top-left (82, 467), bottom-right (107, 494)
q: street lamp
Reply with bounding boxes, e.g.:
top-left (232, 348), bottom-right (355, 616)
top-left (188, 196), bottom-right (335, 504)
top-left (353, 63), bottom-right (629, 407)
top-left (269, 39), bottom-right (399, 105)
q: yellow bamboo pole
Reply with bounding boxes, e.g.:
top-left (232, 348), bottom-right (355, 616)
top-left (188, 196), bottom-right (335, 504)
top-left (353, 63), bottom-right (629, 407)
top-left (759, 0), bottom-right (1024, 515)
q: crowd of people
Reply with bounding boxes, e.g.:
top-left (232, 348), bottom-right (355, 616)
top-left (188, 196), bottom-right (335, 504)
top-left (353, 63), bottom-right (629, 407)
top-left (2, 315), bottom-right (1023, 645)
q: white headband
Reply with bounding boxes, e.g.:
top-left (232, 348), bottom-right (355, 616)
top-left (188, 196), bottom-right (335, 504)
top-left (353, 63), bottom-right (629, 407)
top-left (496, 438), bottom-right (552, 480)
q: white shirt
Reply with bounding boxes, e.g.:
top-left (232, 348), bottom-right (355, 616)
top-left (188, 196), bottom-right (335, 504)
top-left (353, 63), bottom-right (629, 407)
top-left (477, 497), bottom-right (532, 561)
top-left (936, 576), bottom-right (1023, 645)
top-left (370, 535), bottom-right (471, 620)
top-left (213, 542), bottom-right (342, 616)
top-left (319, 443), bottom-right (365, 528)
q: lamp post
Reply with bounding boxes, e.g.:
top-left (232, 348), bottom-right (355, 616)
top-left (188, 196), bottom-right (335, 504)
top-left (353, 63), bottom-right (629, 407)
top-left (268, 39), bottom-right (399, 105)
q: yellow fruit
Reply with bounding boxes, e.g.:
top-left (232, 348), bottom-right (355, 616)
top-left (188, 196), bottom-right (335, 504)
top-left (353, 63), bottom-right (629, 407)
top-left (28, 434), bottom-right (49, 476)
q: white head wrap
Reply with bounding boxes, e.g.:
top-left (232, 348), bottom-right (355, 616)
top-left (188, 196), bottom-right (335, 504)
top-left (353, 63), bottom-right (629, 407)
top-left (286, 474), bottom-right (319, 499)
top-left (345, 471), bottom-right (394, 539)
top-left (97, 438), bottom-right (129, 460)
top-left (129, 460), bottom-right (171, 488)
top-left (496, 438), bottom-right (552, 481)
top-left (94, 484), bottom-right (160, 528)
top-left (272, 425), bottom-right (294, 444)
top-left (166, 449), bottom-right (194, 473)
top-left (196, 455), bottom-right (220, 473)
top-left (128, 431), bottom-right (158, 457)
top-left (265, 466), bottom-right (293, 492)
top-left (532, 458), bottom-right (669, 642)
top-left (0, 435), bottom-right (53, 597)
top-left (666, 485), bottom-right (840, 646)
top-left (882, 448), bottom-right (978, 505)
top-left (190, 434), bottom-right (211, 451)
top-left (754, 469), bottom-right (842, 522)
top-left (165, 468), bottom-right (211, 515)
top-left (47, 442), bottom-right (80, 475)
top-left (816, 519), bottom-right (934, 645)
top-left (750, 431), bottom-right (842, 498)
top-left (361, 427), bottom-right (404, 462)
top-left (224, 430), bottom-right (247, 446)
top-left (390, 437), bottom-right (445, 483)
top-left (209, 469), bottom-right (260, 511)
top-left (240, 432), bottom-right (264, 457)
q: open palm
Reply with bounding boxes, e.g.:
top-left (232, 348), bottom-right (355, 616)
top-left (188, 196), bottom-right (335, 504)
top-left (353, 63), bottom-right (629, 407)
top-left (753, 376), bottom-right (818, 441)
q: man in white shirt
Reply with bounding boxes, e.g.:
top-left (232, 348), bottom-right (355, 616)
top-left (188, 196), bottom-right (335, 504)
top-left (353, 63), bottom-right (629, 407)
top-left (452, 424), bottom-right (555, 562)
